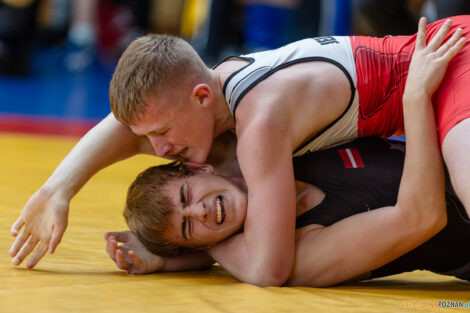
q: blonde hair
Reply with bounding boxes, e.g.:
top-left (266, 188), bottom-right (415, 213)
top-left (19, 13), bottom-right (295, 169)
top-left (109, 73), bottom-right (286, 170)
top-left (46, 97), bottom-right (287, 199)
top-left (110, 34), bottom-right (209, 125)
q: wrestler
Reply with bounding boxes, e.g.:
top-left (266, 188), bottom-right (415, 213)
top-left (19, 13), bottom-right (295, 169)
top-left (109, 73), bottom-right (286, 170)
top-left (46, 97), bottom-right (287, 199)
top-left (104, 41), bottom-right (454, 286)
top-left (10, 17), bottom-right (464, 286)
top-left (105, 138), bottom-right (470, 286)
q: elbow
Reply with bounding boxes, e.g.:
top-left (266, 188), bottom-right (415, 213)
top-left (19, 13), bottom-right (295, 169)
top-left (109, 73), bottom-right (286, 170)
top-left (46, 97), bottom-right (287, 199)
top-left (287, 274), bottom-right (326, 287)
top-left (246, 273), bottom-right (287, 287)
top-left (398, 195), bottom-right (447, 235)
top-left (422, 196), bottom-right (447, 233)
top-left (432, 201), bottom-right (447, 230)
top-left (430, 203), bottom-right (447, 233)
top-left (244, 263), bottom-right (291, 287)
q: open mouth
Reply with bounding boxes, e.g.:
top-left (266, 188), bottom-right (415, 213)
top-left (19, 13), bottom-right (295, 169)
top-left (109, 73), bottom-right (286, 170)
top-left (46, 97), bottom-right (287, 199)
top-left (216, 195), bottom-right (226, 224)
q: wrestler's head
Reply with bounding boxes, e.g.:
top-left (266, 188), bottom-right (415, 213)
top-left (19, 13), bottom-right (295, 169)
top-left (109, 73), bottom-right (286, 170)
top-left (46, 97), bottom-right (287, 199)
top-left (124, 162), bottom-right (247, 256)
top-left (110, 34), bottom-right (215, 163)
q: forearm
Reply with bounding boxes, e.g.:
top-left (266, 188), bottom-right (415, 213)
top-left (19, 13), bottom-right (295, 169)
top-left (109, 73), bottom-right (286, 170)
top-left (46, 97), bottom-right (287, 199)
top-left (398, 91), bottom-right (445, 226)
top-left (43, 113), bottom-right (149, 200)
top-left (287, 204), bottom-right (435, 287)
top-left (209, 129), bottom-right (297, 286)
top-left (160, 252), bottom-right (215, 272)
top-left (288, 94), bottom-right (445, 286)
top-left (396, 16), bottom-right (463, 225)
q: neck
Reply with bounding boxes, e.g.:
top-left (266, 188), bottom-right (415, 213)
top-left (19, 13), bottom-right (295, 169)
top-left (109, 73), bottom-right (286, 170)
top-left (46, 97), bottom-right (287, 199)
top-left (225, 176), bottom-right (248, 194)
top-left (208, 69), bottom-right (235, 137)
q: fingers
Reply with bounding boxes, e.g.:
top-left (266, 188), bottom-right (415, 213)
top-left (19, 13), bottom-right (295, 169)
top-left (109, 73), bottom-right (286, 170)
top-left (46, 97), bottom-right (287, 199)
top-left (436, 27), bottom-right (464, 56)
top-left (26, 242), bottom-right (48, 269)
top-left (105, 236), bottom-right (118, 262)
top-left (49, 223), bottom-right (66, 254)
top-left (442, 36), bottom-right (466, 61)
top-left (415, 17), bottom-right (428, 51)
top-left (112, 231), bottom-right (132, 243)
top-left (105, 231), bottom-right (128, 241)
top-left (443, 34), bottom-right (466, 61)
top-left (128, 250), bottom-right (143, 271)
top-left (9, 229), bottom-right (30, 257)
top-left (428, 19), bottom-right (453, 51)
top-left (116, 249), bottom-right (131, 272)
top-left (12, 236), bottom-right (39, 266)
top-left (104, 232), bottom-right (113, 240)
top-left (10, 217), bottom-right (25, 237)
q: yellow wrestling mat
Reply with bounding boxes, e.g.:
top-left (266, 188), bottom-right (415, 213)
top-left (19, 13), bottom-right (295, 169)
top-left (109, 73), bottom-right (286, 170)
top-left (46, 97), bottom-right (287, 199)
top-left (0, 133), bottom-right (468, 313)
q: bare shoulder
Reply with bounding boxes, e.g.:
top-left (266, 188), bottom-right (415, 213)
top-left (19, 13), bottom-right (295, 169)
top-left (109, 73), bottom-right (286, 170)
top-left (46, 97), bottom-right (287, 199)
top-left (234, 61), bottom-right (351, 147)
top-left (214, 57), bottom-right (251, 86)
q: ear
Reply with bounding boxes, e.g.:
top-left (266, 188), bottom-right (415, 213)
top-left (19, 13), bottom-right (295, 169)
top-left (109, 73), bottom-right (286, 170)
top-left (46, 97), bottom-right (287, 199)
top-left (183, 162), bottom-right (215, 174)
top-left (191, 84), bottom-right (212, 108)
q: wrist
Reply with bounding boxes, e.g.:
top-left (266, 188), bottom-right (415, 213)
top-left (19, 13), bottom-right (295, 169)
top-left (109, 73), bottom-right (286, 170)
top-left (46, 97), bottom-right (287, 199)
top-left (403, 89), bottom-right (430, 104)
top-left (39, 182), bottom-right (73, 202)
top-left (152, 256), bottom-right (165, 272)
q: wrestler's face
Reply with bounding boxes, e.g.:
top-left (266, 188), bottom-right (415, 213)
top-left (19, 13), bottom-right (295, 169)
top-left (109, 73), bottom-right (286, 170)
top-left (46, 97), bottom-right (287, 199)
top-left (162, 170), bottom-right (247, 248)
top-left (129, 92), bottom-right (215, 164)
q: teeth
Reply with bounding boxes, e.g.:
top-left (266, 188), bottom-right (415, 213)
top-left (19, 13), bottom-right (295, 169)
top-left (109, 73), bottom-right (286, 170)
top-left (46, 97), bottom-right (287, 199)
top-left (217, 197), bottom-right (222, 224)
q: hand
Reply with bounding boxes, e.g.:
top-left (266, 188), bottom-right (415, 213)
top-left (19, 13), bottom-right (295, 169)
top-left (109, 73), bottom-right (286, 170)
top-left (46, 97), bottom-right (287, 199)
top-left (9, 187), bottom-right (69, 268)
top-left (405, 17), bottom-right (466, 99)
top-left (105, 231), bottom-right (165, 274)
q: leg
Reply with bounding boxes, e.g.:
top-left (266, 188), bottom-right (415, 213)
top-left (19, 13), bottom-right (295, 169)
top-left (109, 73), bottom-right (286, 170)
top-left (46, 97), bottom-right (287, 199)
top-left (442, 118), bottom-right (470, 218)
top-left (433, 17), bottom-right (470, 218)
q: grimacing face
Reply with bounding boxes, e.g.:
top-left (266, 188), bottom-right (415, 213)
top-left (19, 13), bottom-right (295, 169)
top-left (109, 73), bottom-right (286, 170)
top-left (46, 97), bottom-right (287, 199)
top-left (162, 172), bottom-right (248, 248)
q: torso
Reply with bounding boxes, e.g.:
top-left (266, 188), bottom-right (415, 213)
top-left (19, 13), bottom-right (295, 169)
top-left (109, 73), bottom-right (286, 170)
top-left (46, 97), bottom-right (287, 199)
top-left (292, 138), bottom-right (470, 280)
top-left (214, 35), bottom-right (417, 156)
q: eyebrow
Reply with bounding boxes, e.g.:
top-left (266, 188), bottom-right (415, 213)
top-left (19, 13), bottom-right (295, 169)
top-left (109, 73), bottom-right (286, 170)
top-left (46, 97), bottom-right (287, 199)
top-left (180, 185), bottom-right (187, 240)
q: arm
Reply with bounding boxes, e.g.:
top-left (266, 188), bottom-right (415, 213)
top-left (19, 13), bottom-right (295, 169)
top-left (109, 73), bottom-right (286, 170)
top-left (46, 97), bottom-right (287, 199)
top-left (104, 231), bottom-right (214, 274)
top-left (208, 114), bottom-right (297, 286)
top-left (10, 113), bottom-right (153, 268)
top-left (287, 18), bottom-right (465, 287)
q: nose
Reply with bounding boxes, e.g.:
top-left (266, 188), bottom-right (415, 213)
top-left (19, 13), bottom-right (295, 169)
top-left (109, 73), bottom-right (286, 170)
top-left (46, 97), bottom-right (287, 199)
top-left (187, 202), bottom-right (209, 222)
top-left (148, 135), bottom-right (173, 158)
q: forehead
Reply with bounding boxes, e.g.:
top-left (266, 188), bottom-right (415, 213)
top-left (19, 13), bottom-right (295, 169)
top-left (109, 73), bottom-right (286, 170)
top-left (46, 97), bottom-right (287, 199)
top-left (129, 100), bottom-right (173, 131)
top-left (163, 176), bottom-right (184, 202)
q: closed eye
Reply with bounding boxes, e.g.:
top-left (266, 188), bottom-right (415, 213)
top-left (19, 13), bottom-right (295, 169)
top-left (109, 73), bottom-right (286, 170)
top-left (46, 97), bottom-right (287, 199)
top-left (182, 218), bottom-right (187, 241)
top-left (159, 129), bottom-right (169, 136)
top-left (180, 184), bottom-right (190, 240)
top-left (180, 185), bottom-right (186, 205)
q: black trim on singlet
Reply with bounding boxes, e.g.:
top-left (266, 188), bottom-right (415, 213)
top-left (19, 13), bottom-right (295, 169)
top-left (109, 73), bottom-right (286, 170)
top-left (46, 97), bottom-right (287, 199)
top-left (291, 58), bottom-right (355, 154)
top-left (216, 56), bottom-right (356, 145)
top-left (296, 195), bottom-right (353, 228)
top-left (229, 65), bottom-right (271, 109)
top-left (229, 58), bottom-right (356, 132)
top-left (218, 56), bottom-right (357, 155)
top-left (211, 56), bottom-right (255, 99)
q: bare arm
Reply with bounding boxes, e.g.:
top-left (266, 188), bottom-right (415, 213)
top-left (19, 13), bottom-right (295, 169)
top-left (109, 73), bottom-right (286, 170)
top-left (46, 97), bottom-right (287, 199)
top-left (104, 124), bottom-right (295, 279)
top-left (43, 113), bottom-right (154, 199)
top-left (10, 113), bottom-right (152, 268)
top-left (208, 113), bottom-right (298, 286)
top-left (287, 17), bottom-right (465, 287)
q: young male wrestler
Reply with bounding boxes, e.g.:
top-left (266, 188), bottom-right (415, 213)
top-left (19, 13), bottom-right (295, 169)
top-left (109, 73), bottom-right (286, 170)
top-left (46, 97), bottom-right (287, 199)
top-left (105, 138), bottom-right (470, 286)
top-left (102, 36), bottom-right (457, 287)
top-left (10, 17), bottom-right (465, 284)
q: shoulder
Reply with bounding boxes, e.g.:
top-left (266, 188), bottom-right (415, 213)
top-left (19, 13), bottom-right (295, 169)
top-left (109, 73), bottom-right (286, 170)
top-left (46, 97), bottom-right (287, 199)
top-left (214, 57), bottom-right (251, 87)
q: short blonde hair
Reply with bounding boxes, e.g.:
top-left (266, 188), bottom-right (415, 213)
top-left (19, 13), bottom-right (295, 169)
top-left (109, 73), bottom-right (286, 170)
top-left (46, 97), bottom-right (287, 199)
top-left (110, 34), bottom-right (208, 125)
